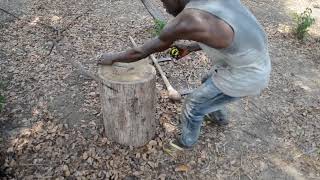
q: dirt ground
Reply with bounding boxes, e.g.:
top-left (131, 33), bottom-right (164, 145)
top-left (0, 0), bottom-right (319, 179)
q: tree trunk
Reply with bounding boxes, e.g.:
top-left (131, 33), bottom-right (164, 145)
top-left (98, 61), bottom-right (157, 147)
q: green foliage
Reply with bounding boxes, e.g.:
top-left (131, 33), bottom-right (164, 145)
top-left (292, 8), bottom-right (316, 40)
top-left (152, 19), bottom-right (166, 36)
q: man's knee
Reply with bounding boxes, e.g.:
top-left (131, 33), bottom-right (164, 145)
top-left (183, 94), bottom-right (206, 118)
top-left (185, 88), bottom-right (208, 104)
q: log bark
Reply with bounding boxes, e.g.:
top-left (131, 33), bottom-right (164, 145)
top-left (98, 60), bottom-right (157, 147)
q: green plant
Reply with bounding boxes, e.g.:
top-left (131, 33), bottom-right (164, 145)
top-left (153, 19), bottom-right (166, 36)
top-left (293, 8), bottom-right (316, 40)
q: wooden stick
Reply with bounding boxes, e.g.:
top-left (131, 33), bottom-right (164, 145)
top-left (129, 36), bottom-right (181, 101)
top-left (60, 9), bottom-right (92, 34)
top-left (53, 40), bottom-right (117, 92)
top-left (139, 0), bottom-right (166, 22)
top-left (0, 7), bottom-right (20, 19)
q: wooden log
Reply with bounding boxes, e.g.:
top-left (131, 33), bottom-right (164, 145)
top-left (98, 60), bottom-right (157, 147)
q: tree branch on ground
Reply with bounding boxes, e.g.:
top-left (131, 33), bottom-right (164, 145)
top-left (0, 7), bottom-right (20, 19)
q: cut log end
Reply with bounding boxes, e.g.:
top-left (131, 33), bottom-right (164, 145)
top-left (99, 61), bottom-right (152, 84)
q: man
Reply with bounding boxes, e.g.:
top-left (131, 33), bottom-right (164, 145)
top-left (98, 0), bottom-right (271, 149)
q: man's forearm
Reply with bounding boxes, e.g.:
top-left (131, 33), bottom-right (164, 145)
top-left (113, 37), bottom-right (172, 63)
top-left (112, 48), bottom-right (147, 63)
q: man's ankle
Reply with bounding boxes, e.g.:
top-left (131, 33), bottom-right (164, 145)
top-left (205, 111), bottom-right (229, 126)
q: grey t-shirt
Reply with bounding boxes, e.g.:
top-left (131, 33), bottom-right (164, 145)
top-left (185, 0), bottom-right (271, 97)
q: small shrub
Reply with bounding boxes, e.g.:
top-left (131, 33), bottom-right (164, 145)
top-left (153, 19), bottom-right (166, 36)
top-left (292, 8), bottom-right (316, 40)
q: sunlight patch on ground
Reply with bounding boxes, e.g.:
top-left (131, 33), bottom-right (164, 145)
top-left (310, 8), bottom-right (320, 37)
top-left (294, 81), bottom-right (312, 92)
top-left (7, 121), bottom-right (45, 154)
top-left (277, 23), bottom-right (292, 33)
top-left (270, 156), bottom-right (306, 180)
top-left (283, 0), bottom-right (318, 12)
top-left (294, 70), bottom-right (320, 93)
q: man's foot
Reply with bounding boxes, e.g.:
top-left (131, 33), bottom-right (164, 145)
top-left (163, 139), bottom-right (193, 157)
top-left (205, 110), bottom-right (229, 126)
top-left (169, 139), bottom-right (192, 150)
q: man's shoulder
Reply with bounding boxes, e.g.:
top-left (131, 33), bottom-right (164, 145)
top-left (176, 8), bottom-right (234, 48)
top-left (179, 8), bottom-right (211, 22)
top-left (176, 8), bottom-right (220, 31)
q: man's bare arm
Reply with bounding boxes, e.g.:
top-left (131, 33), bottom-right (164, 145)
top-left (98, 9), bottom-right (233, 65)
top-left (101, 37), bottom-right (173, 64)
top-left (98, 11), bottom-right (185, 65)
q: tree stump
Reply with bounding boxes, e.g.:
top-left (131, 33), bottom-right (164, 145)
top-left (98, 60), bottom-right (157, 147)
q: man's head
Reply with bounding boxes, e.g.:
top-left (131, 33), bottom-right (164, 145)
top-left (160, 0), bottom-right (189, 16)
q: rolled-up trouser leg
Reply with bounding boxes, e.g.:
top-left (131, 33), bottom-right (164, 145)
top-left (179, 78), bottom-right (239, 147)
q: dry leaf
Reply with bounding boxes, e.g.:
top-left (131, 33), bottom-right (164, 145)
top-left (87, 157), bottom-right (93, 165)
top-left (159, 90), bottom-right (168, 99)
top-left (148, 140), bottom-right (157, 146)
top-left (163, 123), bottom-right (176, 133)
top-left (101, 138), bottom-right (108, 145)
top-left (147, 161), bottom-right (155, 168)
top-left (175, 164), bottom-right (190, 172)
top-left (82, 152), bottom-right (88, 160)
top-left (158, 174), bottom-right (166, 180)
top-left (63, 164), bottom-right (69, 171)
top-left (142, 153), bottom-right (148, 161)
top-left (159, 113), bottom-right (171, 124)
top-left (65, 170), bottom-right (71, 177)
top-left (200, 151), bottom-right (207, 159)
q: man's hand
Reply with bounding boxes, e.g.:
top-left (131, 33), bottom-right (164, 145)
top-left (97, 52), bottom-right (119, 65)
